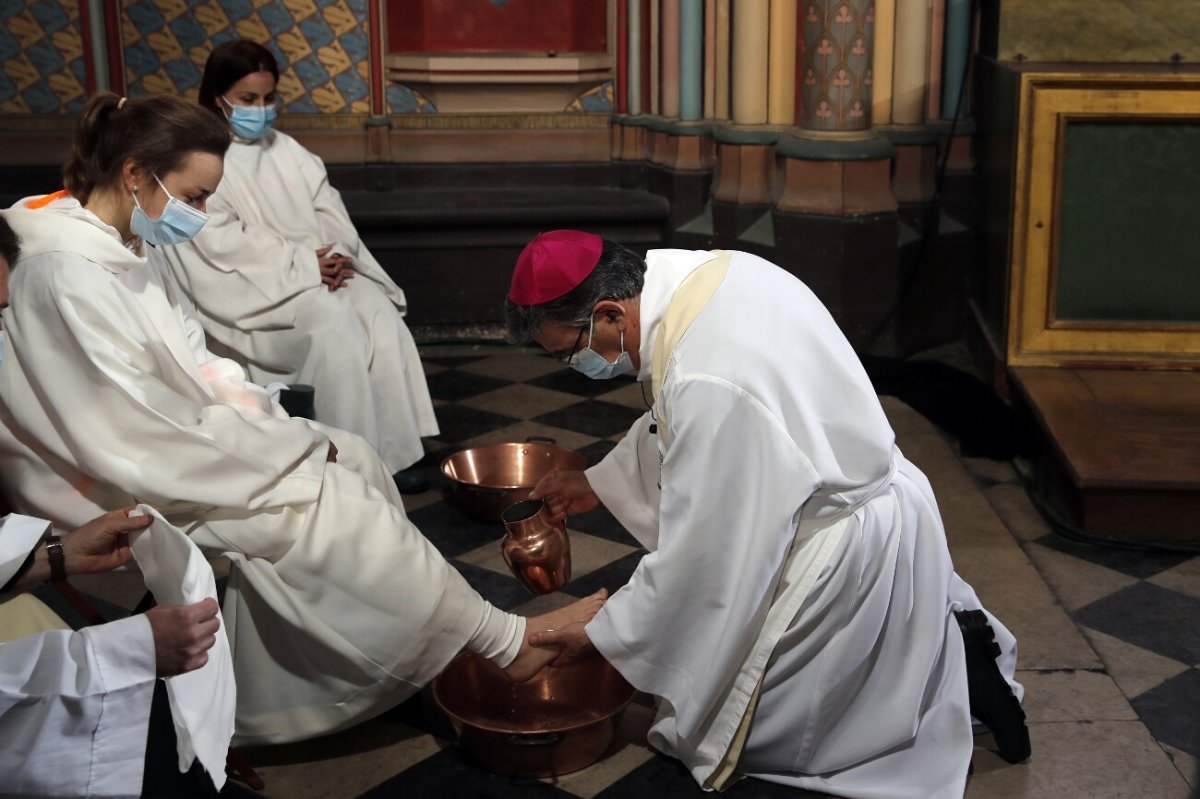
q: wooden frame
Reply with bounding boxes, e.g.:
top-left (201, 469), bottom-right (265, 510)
top-left (1009, 71), bottom-right (1200, 368)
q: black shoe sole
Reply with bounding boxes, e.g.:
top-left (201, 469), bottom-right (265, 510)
top-left (956, 609), bottom-right (1032, 764)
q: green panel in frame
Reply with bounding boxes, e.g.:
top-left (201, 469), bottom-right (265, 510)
top-left (1055, 120), bottom-right (1200, 323)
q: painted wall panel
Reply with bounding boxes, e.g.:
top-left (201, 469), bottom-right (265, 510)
top-left (0, 0), bottom-right (88, 114)
top-left (119, 0), bottom-right (372, 113)
top-left (387, 0), bottom-right (607, 55)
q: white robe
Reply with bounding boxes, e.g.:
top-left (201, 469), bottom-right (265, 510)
top-left (155, 129), bottom-right (437, 473)
top-left (584, 250), bottom-right (1022, 798)
top-left (0, 200), bottom-right (488, 745)
top-left (0, 514), bottom-right (155, 799)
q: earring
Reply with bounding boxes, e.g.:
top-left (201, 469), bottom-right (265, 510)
top-left (132, 185), bottom-right (139, 193)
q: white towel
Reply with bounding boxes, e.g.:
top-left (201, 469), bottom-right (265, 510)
top-left (129, 505), bottom-right (235, 789)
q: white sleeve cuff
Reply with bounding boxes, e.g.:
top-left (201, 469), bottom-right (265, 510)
top-left (0, 514), bottom-right (52, 586)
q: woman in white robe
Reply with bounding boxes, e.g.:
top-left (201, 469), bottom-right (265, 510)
top-left (0, 95), bottom-right (603, 745)
top-left (155, 40), bottom-right (436, 478)
top-left (505, 233), bottom-right (1028, 799)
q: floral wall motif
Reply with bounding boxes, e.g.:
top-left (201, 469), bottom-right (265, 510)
top-left (801, 0), bottom-right (874, 131)
top-left (0, 0), bottom-right (87, 114)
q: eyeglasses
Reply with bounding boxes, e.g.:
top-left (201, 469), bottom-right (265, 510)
top-left (552, 326), bottom-right (588, 365)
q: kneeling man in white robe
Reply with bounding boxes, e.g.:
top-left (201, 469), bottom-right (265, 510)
top-left (504, 231), bottom-right (1030, 799)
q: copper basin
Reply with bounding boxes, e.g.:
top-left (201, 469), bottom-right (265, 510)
top-left (441, 438), bottom-right (586, 523)
top-left (432, 651), bottom-right (635, 778)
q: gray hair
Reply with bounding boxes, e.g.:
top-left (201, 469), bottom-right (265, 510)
top-left (505, 238), bottom-right (647, 343)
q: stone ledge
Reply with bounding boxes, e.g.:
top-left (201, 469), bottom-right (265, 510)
top-left (342, 187), bottom-right (669, 230)
top-left (776, 132), bottom-right (895, 161)
top-left (711, 123), bottom-right (785, 146)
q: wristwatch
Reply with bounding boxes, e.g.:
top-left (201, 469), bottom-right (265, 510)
top-left (44, 535), bottom-right (66, 582)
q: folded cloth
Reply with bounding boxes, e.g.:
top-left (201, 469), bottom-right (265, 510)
top-left (264, 382), bottom-right (290, 403)
top-left (130, 505), bottom-right (235, 790)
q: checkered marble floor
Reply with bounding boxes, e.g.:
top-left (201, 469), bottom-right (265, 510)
top-left (41, 343), bottom-right (1200, 799)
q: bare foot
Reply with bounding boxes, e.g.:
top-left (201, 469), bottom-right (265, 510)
top-left (503, 589), bottom-right (608, 682)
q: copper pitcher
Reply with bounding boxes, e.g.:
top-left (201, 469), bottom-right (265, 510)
top-left (500, 499), bottom-right (571, 595)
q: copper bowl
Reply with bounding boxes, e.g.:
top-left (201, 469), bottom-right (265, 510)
top-left (441, 437), bottom-right (587, 523)
top-left (432, 651), bottom-right (635, 778)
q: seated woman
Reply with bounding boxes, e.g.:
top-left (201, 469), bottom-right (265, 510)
top-left (0, 92), bottom-right (604, 746)
top-left (155, 40), bottom-right (436, 490)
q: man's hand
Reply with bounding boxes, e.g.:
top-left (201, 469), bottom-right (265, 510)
top-left (146, 598), bottom-right (220, 678)
top-left (62, 508), bottom-right (153, 576)
top-left (317, 245), bottom-right (354, 292)
top-left (529, 469), bottom-right (600, 523)
top-left (527, 620), bottom-right (595, 666)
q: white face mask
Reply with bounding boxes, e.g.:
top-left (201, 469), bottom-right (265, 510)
top-left (129, 174), bottom-right (209, 246)
top-left (567, 315), bottom-right (634, 380)
top-left (222, 95), bottom-right (277, 141)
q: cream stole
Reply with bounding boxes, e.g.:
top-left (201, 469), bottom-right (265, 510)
top-left (649, 250), bottom-right (732, 446)
top-left (647, 250), bottom-right (757, 788)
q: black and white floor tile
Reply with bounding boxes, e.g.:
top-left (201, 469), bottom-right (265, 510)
top-left (38, 344), bottom-right (1200, 798)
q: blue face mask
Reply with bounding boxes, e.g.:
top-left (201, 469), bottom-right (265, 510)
top-left (568, 315), bottom-right (634, 380)
top-left (223, 96), bottom-right (276, 141)
top-left (130, 174), bottom-right (209, 247)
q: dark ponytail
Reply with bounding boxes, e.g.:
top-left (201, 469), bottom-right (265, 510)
top-left (63, 92), bottom-right (232, 204)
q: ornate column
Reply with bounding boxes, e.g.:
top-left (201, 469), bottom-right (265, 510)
top-left (617, 0), bottom-right (629, 115)
top-left (661, 0), bottom-right (681, 117)
top-left (889, 0), bottom-right (937, 201)
top-left (732, 0), bottom-right (770, 124)
top-left (941, 0), bottom-right (970, 118)
top-left (629, 0), bottom-right (643, 114)
top-left (714, 0), bottom-right (731, 119)
top-left (938, 0), bottom-right (974, 178)
top-left (712, 0), bottom-right (773, 234)
top-left (871, 0), bottom-right (895, 124)
top-left (774, 0), bottom-right (896, 216)
top-left (650, 0), bottom-right (661, 114)
top-left (926, 0), bottom-right (946, 119)
top-left (767, 0), bottom-right (798, 125)
top-left (703, 0), bottom-right (716, 118)
top-left (711, 125), bottom-right (777, 205)
top-left (680, 0), bottom-right (703, 121)
top-left (891, 0), bottom-right (929, 124)
top-left (651, 0), bottom-right (711, 172)
top-left (800, 0), bottom-right (874, 131)
top-left (615, 0), bottom-right (648, 162)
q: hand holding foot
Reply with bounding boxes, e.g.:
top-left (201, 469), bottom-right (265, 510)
top-left (528, 620), bottom-right (594, 666)
top-left (503, 588), bottom-right (607, 682)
